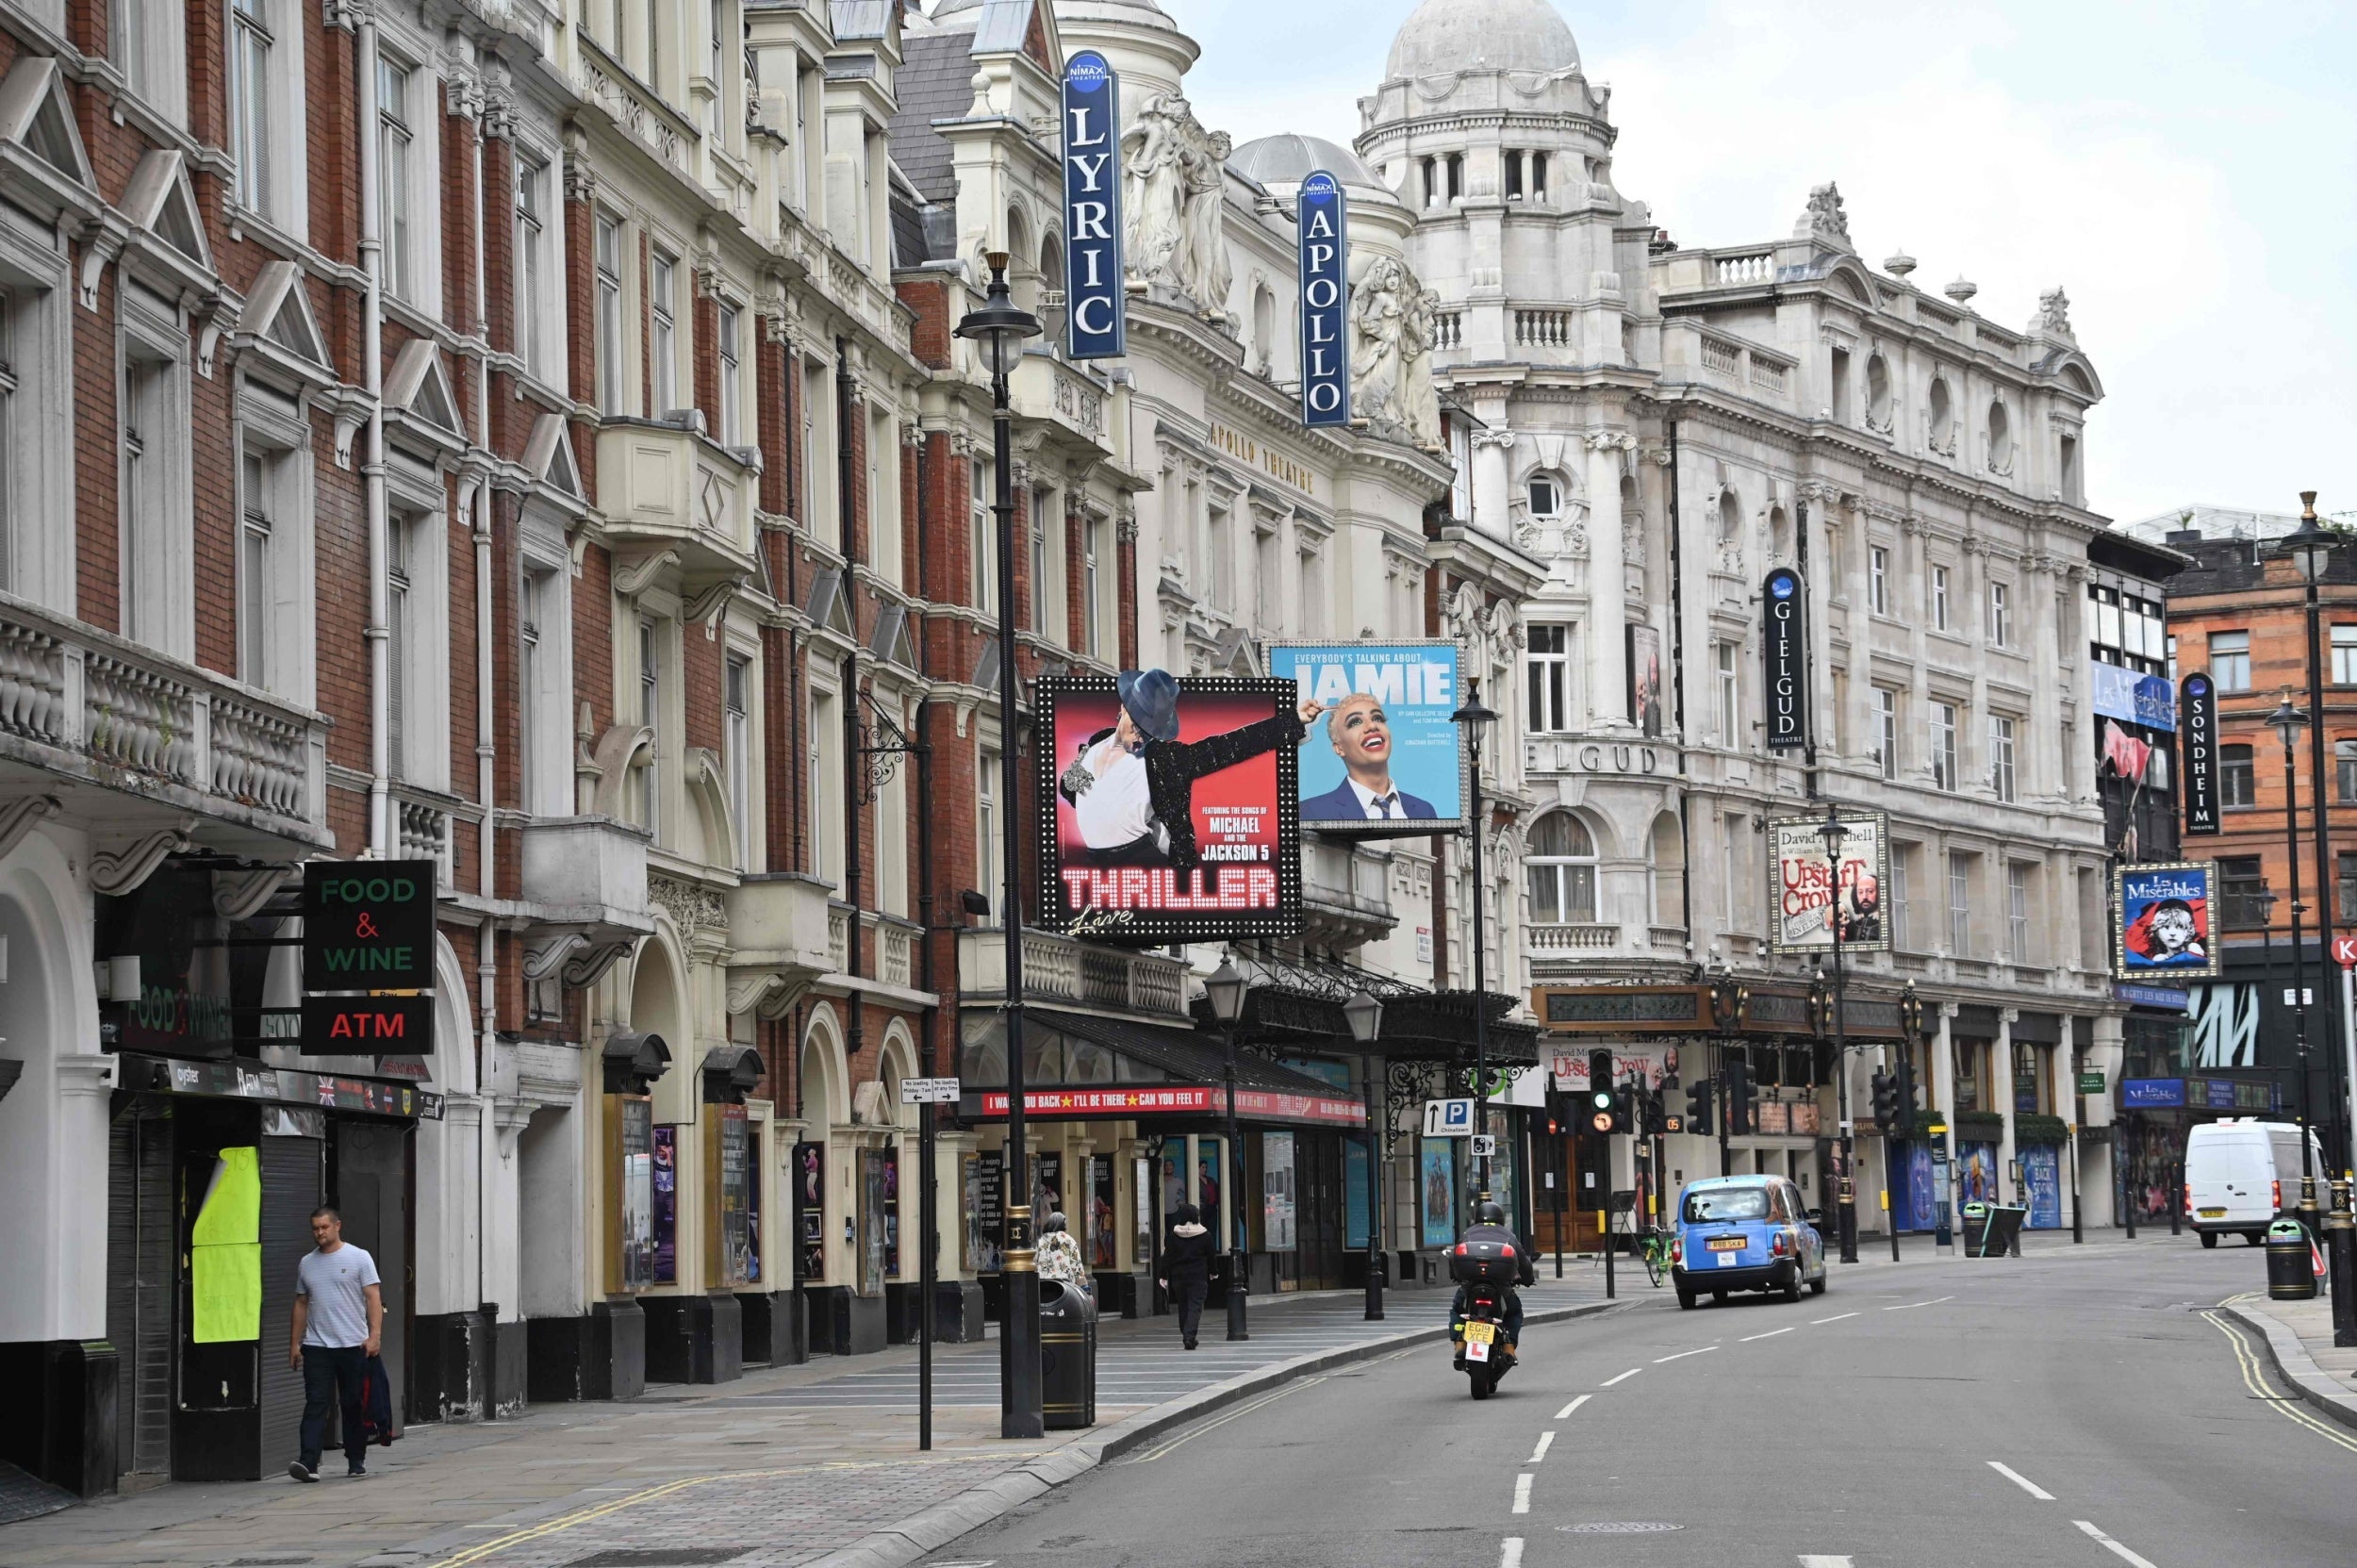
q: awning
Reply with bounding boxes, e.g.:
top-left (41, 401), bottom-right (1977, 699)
top-left (961, 1011), bottom-right (1365, 1128)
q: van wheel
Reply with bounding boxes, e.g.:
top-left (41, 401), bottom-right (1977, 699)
top-left (1675, 1283), bottom-right (1697, 1310)
top-left (2245, 1231), bottom-right (2265, 1246)
top-left (1808, 1276), bottom-right (1828, 1295)
top-left (2200, 1231), bottom-right (2217, 1249)
top-left (1711, 1289), bottom-right (1727, 1304)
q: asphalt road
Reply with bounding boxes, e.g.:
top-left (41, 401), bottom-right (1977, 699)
top-left (916, 1238), bottom-right (2357, 1568)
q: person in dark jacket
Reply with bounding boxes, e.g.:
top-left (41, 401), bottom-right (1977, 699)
top-left (1450, 1200), bottom-right (1535, 1345)
top-left (1159, 1202), bottom-right (1216, 1349)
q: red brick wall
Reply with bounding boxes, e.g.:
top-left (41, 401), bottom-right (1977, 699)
top-left (693, 276), bottom-right (719, 436)
top-left (71, 272), bottom-right (119, 633)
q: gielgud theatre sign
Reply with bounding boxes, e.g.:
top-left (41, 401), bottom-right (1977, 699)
top-left (1040, 670), bottom-right (1310, 942)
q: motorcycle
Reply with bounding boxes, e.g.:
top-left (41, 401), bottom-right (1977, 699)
top-left (1451, 1283), bottom-right (1516, 1399)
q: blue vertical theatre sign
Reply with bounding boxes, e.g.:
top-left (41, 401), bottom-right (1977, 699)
top-left (1296, 171), bottom-right (1349, 427)
top-left (1061, 51), bottom-right (1125, 360)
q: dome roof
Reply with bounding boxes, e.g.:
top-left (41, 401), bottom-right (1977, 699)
top-left (1228, 133), bottom-right (1381, 192)
top-left (1385, 0), bottom-right (1578, 79)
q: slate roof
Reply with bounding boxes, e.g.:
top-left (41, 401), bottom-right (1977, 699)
top-left (887, 28), bottom-right (972, 206)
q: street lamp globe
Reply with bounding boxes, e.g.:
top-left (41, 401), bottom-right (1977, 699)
top-left (1450, 678), bottom-right (1498, 733)
top-left (1206, 954), bottom-right (1248, 1025)
top-left (952, 251), bottom-right (1042, 378)
top-left (2279, 490), bottom-right (2335, 585)
top-left (2268, 687), bottom-right (2310, 754)
top-left (1343, 990), bottom-right (1383, 1047)
top-left (1816, 802), bottom-right (1849, 859)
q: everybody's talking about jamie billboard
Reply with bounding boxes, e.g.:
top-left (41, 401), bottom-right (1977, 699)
top-left (1266, 641), bottom-right (1466, 834)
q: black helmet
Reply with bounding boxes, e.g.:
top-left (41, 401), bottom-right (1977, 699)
top-left (1474, 1201), bottom-right (1508, 1225)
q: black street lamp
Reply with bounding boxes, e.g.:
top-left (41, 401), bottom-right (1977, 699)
top-left (2276, 493), bottom-right (2352, 1178)
top-left (1452, 680), bottom-right (1498, 1199)
top-left (1206, 954), bottom-right (1251, 1341)
top-left (2266, 687), bottom-right (2325, 1242)
top-left (1345, 990), bottom-right (1385, 1320)
top-left (953, 252), bottom-right (1043, 1440)
top-left (1816, 803), bottom-right (1858, 1264)
top-left (1897, 981), bottom-right (1922, 1263)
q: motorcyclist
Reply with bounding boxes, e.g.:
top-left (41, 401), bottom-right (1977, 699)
top-left (1450, 1201), bottom-right (1536, 1348)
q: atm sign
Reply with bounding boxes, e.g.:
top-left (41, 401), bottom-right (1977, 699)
top-left (303, 861), bottom-right (437, 991)
top-left (301, 994), bottom-right (434, 1057)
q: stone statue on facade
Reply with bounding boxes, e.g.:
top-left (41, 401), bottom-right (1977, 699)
top-left (1348, 256), bottom-right (1442, 449)
top-left (1123, 94), bottom-right (1231, 319)
top-left (1794, 181), bottom-right (1851, 249)
top-left (1400, 286), bottom-right (1443, 449)
top-left (2034, 287), bottom-right (2073, 338)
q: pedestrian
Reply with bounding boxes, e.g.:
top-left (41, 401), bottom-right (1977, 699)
top-left (288, 1205), bottom-right (384, 1481)
top-left (1036, 1212), bottom-right (1091, 1300)
top-left (1159, 1202), bottom-right (1214, 1349)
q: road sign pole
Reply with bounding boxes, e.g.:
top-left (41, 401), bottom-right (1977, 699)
top-left (2341, 955), bottom-right (2357, 1180)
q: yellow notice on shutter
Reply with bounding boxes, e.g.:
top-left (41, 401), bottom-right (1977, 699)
top-left (191, 1147), bottom-right (263, 1344)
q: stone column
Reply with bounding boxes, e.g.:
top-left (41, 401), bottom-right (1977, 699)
top-left (1585, 430), bottom-right (1630, 728)
top-left (1997, 1009), bottom-right (2019, 1219)
top-left (1934, 1003), bottom-right (1959, 1231)
top-left (2028, 553), bottom-right (2065, 801)
top-left (1470, 426), bottom-right (1515, 547)
top-left (1903, 514), bottom-right (1934, 785)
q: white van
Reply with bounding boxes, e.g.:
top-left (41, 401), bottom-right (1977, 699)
top-left (2184, 1119), bottom-right (2331, 1246)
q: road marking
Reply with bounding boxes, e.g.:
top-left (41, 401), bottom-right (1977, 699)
top-left (2202, 1312), bottom-right (2357, 1455)
top-left (1601, 1367), bottom-right (1643, 1386)
top-left (1654, 1345), bottom-right (1719, 1363)
top-left (1799, 1558), bottom-right (1854, 1567)
top-left (1526, 1431), bottom-right (1555, 1464)
top-left (1512, 1474), bottom-right (1533, 1514)
top-left (1811, 1312), bottom-right (1861, 1324)
top-left (1884, 1296), bottom-right (1955, 1311)
top-left (1742, 1326), bottom-right (1796, 1343)
top-left (1987, 1461), bottom-right (2054, 1500)
top-left (1555, 1395), bottom-right (1591, 1419)
top-left (1499, 1538), bottom-right (1525, 1568)
top-left (1118, 1378), bottom-right (1324, 1464)
top-left (2075, 1520), bottom-right (2162, 1568)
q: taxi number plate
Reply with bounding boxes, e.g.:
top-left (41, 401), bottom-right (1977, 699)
top-left (1465, 1321), bottom-right (1497, 1345)
top-left (2198, 1207), bottom-right (2227, 1218)
top-left (1706, 1237), bottom-right (1746, 1251)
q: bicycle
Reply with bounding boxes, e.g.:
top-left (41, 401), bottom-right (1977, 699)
top-left (1639, 1227), bottom-right (1674, 1288)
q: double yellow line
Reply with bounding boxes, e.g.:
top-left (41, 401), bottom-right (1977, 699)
top-left (420, 1454), bottom-right (1019, 1568)
top-left (2201, 1310), bottom-right (2357, 1456)
top-left (1119, 1376), bottom-right (1326, 1465)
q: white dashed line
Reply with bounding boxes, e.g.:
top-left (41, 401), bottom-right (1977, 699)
top-left (1654, 1345), bottom-right (1720, 1363)
top-left (1601, 1367), bottom-right (1643, 1387)
top-left (1884, 1296), bottom-right (1955, 1312)
top-left (1742, 1326), bottom-right (1796, 1343)
top-left (1499, 1538), bottom-right (1525, 1568)
top-left (1799, 1558), bottom-right (1854, 1567)
top-left (1526, 1431), bottom-right (1555, 1464)
top-left (1511, 1473), bottom-right (1533, 1514)
top-left (2075, 1520), bottom-right (2161, 1568)
top-left (1555, 1395), bottom-right (1591, 1419)
top-left (1811, 1312), bottom-right (1860, 1325)
top-left (1988, 1461), bottom-right (2054, 1501)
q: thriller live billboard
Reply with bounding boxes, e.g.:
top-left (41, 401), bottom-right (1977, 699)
top-left (1040, 673), bottom-right (1305, 942)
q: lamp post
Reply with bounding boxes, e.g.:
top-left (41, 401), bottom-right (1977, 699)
top-left (1453, 680), bottom-right (1498, 1200)
top-left (2266, 688), bottom-right (2324, 1241)
top-left (1345, 990), bottom-right (1386, 1320)
top-left (953, 252), bottom-right (1043, 1440)
top-left (1205, 954), bottom-right (1250, 1342)
top-left (2278, 492), bottom-right (2351, 1176)
top-left (1897, 982), bottom-right (1923, 1263)
top-left (1816, 804), bottom-right (1859, 1263)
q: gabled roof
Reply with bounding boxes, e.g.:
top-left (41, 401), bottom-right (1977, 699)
top-left (120, 149), bottom-right (212, 272)
top-left (0, 56), bottom-right (91, 190)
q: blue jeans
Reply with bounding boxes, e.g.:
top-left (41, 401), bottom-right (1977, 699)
top-left (299, 1344), bottom-right (369, 1471)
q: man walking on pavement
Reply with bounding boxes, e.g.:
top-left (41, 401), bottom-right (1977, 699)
top-left (288, 1205), bottom-right (384, 1481)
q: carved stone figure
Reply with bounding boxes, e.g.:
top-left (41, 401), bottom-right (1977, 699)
top-left (1123, 94), bottom-right (1231, 316)
top-left (1349, 256), bottom-right (1409, 427)
top-left (2035, 287), bottom-right (2073, 338)
top-left (1795, 181), bottom-right (1851, 248)
top-left (1400, 287), bottom-right (1443, 448)
top-left (1178, 130), bottom-right (1234, 319)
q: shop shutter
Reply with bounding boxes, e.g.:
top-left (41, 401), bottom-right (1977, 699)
top-left (106, 1111), bottom-right (175, 1477)
top-left (257, 1134), bottom-right (322, 1468)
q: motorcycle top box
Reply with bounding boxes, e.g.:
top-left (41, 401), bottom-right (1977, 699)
top-left (1449, 1239), bottom-right (1519, 1284)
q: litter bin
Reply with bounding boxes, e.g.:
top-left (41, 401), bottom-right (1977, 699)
top-left (1040, 1279), bottom-right (1098, 1428)
top-left (1960, 1202), bottom-right (1990, 1255)
top-left (1961, 1203), bottom-right (2027, 1257)
top-left (2266, 1220), bottom-right (2318, 1301)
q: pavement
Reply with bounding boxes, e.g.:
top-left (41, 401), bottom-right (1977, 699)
top-left (0, 1271), bottom-right (1616, 1568)
top-left (2223, 1283), bottom-right (2357, 1433)
top-left (919, 1232), bottom-right (2357, 1568)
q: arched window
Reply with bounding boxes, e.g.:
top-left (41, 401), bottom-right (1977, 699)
top-left (1769, 503), bottom-right (1790, 560)
top-left (1253, 284), bottom-right (1276, 367)
top-left (1527, 473), bottom-right (1562, 517)
top-left (1038, 235), bottom-right (1066, 350)
top-left (1986, 398), bottom-right (2011, 470)
top-left (1717, 487), bottom-right (1741, 543)
top-left (1526, 812), bottom-right (1597, 924)
top-left (1650, 812), bottom-right (1686, 929)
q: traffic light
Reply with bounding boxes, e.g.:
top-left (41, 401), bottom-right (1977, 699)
top-left (1871, 1070), bottom-right (1899, 1134)
top-left (1608, 1077), bottom-right (1635, 1135)
top-left (1893, 1059), bottom-right (1920, 1139)
top-left (1586, 1049), bottom-right (1616, 1132)
top-left (1724, 1060), bottom-right (1756, 1136)
top-left (1685, 1078), bottom-right (1714, 1136)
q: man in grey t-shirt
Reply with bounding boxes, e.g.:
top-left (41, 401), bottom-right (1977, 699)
top-left (288, 1206), bottom-right (384, 1481)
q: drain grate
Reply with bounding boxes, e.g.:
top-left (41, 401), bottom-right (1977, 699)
top-left (1557, 1522), bottom-right (1685, 1535)
top-left (567, 1552), bottom-right (750, 1567)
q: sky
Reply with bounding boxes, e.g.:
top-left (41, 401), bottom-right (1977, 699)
top-left (1147, 0), bottom-right (2357, 529)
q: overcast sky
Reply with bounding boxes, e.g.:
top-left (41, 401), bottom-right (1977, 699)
top-left (1161, 0), bottom-right (2357, 528)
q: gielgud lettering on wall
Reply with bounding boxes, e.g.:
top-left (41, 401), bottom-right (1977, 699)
top-left (1041, 672), bottom-right (1309, 941)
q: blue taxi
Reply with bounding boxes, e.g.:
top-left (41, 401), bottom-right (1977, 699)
top-left (1670, 1174), bottom-right (1827, 1309)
